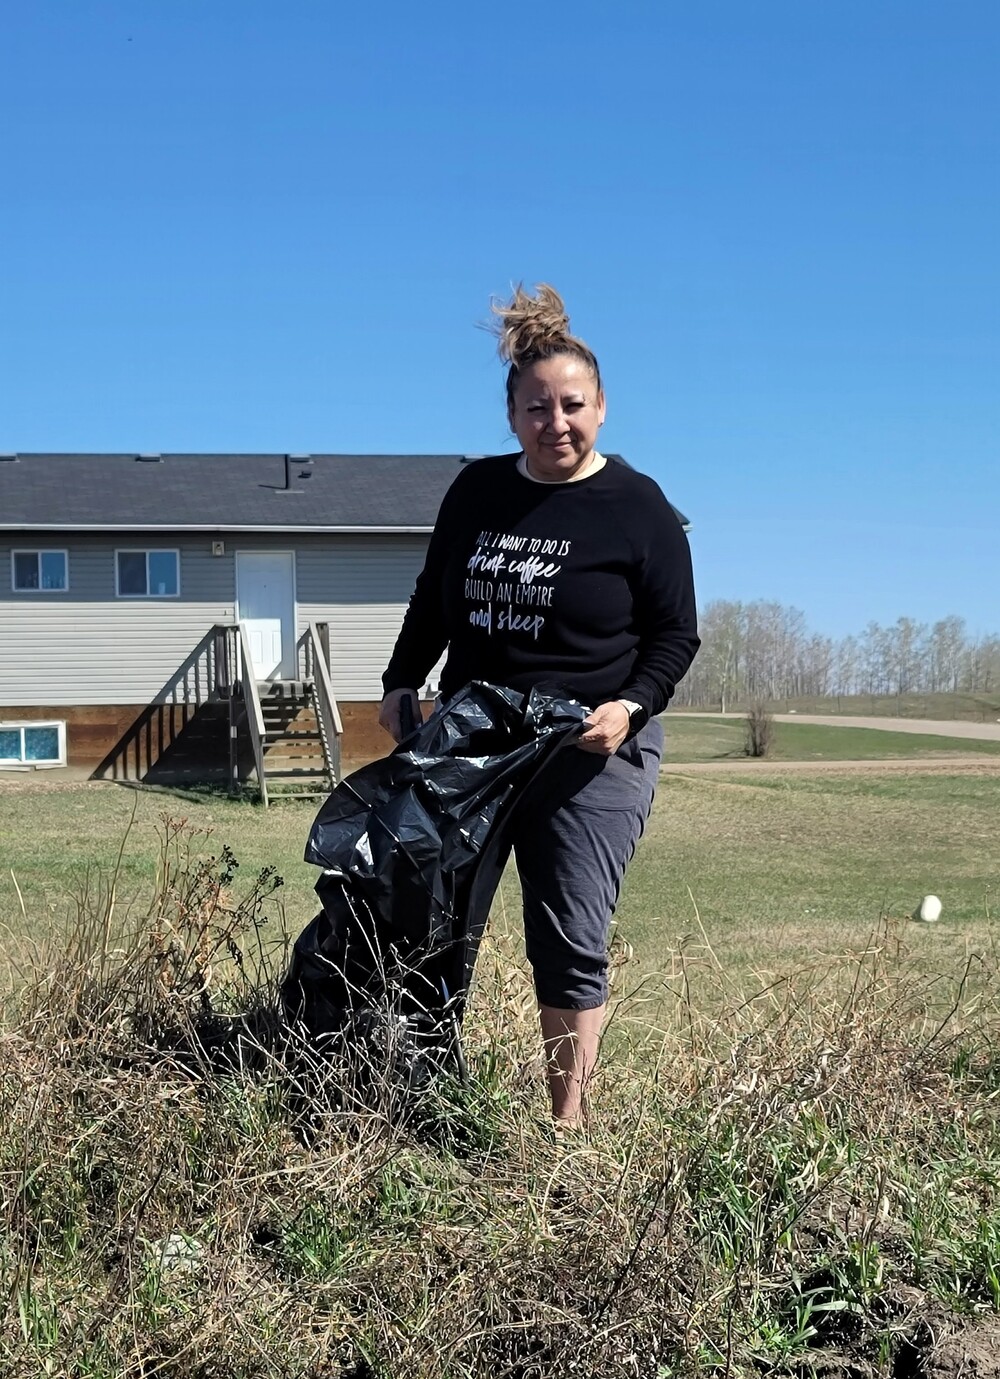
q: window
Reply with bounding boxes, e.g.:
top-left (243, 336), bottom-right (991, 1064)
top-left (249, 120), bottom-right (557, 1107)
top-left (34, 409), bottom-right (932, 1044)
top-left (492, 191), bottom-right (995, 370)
top-left (0, 721), bottom-right (66, 766)
top-left (12, 549), bottom-right (68, 592)
top-left (115, 549), bottom-right (180, 598)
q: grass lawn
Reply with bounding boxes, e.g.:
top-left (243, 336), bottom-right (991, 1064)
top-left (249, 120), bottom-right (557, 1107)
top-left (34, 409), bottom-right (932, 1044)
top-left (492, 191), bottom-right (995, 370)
top-left (0, 786), bottom-right (321, 968)
top-left (661, 713), bottom-right (1000, 762)
top-left (613, 767), bottom-right (999, 975)
top-left (3, 763), bottom-right (998, 1018)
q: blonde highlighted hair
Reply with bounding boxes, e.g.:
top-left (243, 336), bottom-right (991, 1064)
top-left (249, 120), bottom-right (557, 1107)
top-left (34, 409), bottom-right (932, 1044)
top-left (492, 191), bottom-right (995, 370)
top-left (489, 283), bottom-right (601, 416)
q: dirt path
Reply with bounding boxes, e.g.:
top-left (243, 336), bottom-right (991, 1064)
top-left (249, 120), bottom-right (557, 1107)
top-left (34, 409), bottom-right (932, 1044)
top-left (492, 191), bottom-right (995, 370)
top-left (673, 711), bottom-right (1000, 740)
top-left (665, 755), bottom-right (1000, 776)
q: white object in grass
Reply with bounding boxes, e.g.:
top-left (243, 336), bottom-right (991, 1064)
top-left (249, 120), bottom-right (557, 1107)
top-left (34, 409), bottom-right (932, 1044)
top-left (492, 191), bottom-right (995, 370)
top-left (917, 895), bottom-right (943, 922)
top-left (153, 1233), bottom-right (204, 1275)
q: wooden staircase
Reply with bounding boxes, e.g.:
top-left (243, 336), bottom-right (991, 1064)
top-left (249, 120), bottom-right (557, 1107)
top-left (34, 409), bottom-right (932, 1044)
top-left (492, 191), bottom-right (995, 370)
top-left (226, 620), bottom-right (343, 806)
top-left (257, 680), bottom-right (336, 800)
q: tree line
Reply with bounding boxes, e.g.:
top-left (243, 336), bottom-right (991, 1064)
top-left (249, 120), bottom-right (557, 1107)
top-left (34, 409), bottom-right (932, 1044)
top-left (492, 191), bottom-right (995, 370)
top-left (675, 602), bottom-right (1000, 710)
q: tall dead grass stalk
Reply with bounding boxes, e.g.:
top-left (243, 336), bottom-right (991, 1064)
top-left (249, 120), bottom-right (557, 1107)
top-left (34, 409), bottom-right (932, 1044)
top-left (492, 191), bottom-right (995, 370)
top-left (2, 819), bottom-right (999, 1377)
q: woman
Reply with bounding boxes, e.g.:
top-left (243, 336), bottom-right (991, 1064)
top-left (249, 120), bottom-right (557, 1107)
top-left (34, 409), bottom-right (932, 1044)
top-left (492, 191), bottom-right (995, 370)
top-left (380, 284), bottom-right (699, 1128)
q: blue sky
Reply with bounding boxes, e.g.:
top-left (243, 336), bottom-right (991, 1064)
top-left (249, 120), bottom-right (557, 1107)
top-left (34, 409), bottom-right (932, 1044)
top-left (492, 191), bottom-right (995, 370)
top-left (2, 1), bottom-right (997, 639)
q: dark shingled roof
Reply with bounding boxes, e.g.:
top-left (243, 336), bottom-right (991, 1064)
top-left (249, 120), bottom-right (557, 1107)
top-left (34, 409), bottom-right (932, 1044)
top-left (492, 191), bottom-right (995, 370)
top-left (0, 453), bottom-right (691, 531)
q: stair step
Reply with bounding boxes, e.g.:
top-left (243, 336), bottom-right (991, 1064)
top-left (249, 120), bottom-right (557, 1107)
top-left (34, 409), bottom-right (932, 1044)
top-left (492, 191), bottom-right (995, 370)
top-left (265, 744), bottom-right (324, 752)
top-left (257, 680), bottom-right (312, 698)
top-left (264, 729), bottom-right (322, 741)
top-left (263, 767), bottom-right (330, 781)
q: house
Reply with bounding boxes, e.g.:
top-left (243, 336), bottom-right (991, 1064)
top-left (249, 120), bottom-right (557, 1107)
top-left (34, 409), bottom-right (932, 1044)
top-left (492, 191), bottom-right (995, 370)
top-left (0, 452), bottom-right (690, 799)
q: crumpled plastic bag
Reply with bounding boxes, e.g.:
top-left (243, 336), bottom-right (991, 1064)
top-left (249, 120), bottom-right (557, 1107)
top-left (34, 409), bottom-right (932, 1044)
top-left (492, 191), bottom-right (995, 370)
top-left (281, 682), bottom-right (586, 1076)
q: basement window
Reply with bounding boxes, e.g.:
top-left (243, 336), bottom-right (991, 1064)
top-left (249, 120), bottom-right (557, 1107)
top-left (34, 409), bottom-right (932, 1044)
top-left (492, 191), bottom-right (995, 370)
top-left (12, 549), bottom-right (68, 592)
top-left (115, 549), bottom-right (180, 598)
top-left (0, 721), bottom-right (66, 767)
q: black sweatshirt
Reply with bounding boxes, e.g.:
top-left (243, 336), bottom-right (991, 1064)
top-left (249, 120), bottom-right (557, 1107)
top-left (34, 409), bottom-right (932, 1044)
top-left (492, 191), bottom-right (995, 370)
top-left (382, 455), bottom-right (700, 727)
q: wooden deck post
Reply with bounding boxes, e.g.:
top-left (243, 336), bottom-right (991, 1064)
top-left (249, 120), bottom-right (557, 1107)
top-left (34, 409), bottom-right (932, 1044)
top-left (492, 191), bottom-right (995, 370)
top-left (317, 620), bottom-right (331, 673)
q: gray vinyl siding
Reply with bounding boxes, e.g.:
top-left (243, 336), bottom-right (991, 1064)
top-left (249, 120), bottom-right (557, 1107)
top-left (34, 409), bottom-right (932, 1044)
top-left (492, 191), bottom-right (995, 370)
top-left (1, 534), bottom-right (233, 705)
top-left (0, 531), bottom-right (431, 706)
top-left (295, 535), bottom-right (440, 699)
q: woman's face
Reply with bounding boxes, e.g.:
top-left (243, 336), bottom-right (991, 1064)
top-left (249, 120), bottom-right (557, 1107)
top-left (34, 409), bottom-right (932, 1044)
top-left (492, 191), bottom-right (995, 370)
top-left (509, 354), bottom-right (606, 481)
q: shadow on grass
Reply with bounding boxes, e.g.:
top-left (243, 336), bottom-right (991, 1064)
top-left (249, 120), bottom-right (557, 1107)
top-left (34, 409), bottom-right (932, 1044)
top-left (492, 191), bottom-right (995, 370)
top-left (110, 778), bottom-right (265, 807)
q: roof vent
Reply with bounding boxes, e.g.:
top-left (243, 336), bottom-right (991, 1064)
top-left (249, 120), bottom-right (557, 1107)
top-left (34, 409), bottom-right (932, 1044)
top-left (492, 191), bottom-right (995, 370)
top-left (136, 452), bottom-right (162, 463)
top-left (279, 453), bottom-right (314, 492)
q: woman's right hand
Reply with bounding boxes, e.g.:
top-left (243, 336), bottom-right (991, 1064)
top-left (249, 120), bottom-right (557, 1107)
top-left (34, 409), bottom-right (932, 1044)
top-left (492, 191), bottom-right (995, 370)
top-left (379, 687), bottom-right (422, 743)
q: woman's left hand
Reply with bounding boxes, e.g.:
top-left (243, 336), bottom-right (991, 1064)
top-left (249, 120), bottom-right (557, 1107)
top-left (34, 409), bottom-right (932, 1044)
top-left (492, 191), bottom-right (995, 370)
top-left (576, 701), bottom-right (631, 756)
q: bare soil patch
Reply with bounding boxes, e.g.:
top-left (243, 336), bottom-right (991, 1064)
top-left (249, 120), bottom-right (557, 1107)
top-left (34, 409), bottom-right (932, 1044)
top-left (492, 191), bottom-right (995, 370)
top-left (675, 711), bottom-right (1000, 740)
top-left (920, 1316), bottom-right (1000, 1379)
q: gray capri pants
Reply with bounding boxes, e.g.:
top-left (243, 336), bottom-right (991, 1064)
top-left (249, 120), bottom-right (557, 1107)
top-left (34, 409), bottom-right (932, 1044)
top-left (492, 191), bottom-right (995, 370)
top-left (503, 717), bottom-right (664, 1010)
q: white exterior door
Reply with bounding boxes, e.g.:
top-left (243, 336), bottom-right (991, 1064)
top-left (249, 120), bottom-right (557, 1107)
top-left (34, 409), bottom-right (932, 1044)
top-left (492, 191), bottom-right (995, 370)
top-left (236, 552), bottom-right (296, 680)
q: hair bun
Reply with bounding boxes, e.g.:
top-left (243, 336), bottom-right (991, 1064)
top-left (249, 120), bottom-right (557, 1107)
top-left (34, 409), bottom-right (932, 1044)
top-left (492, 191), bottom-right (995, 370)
top-left (490, 283), bottom-right (573, 368)
top-left (487, 282), bottom-right (602, 414)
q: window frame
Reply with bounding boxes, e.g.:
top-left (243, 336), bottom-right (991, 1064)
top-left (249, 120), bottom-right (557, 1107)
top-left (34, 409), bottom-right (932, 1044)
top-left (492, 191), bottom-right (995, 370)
top-left (10, 548), bottom-right (69, 594)
top-left (0, 720), bottom-right (67, 767)
top-left (114, 547), bottom-right (181, 599)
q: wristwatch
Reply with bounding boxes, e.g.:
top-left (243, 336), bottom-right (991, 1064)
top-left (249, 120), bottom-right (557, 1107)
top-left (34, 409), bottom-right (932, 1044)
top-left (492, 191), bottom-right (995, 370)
top-left (617, 699), bottom-right (644, 724)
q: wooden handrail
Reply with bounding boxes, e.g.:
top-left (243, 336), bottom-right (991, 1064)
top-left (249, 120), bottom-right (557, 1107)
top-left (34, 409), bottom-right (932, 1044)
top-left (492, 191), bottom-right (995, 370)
top-left (307, 620), bottom-right (343, 783)
top-left (307, 622), bottom-right (343, 735)
top-left (236, 623), bottom-right (269, 806)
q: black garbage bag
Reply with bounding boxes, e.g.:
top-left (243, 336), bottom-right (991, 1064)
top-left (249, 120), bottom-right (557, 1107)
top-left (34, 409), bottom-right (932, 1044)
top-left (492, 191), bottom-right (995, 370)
top-left (281, 682), bottom-right (586, 1079)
